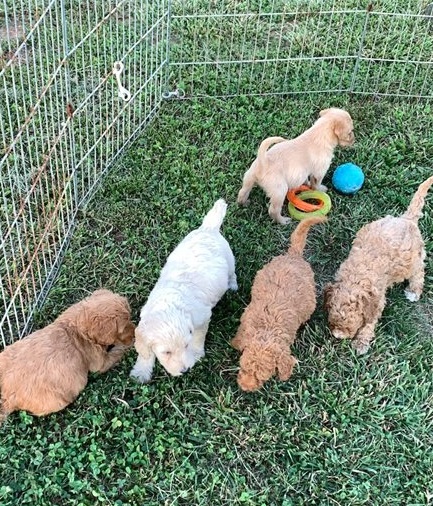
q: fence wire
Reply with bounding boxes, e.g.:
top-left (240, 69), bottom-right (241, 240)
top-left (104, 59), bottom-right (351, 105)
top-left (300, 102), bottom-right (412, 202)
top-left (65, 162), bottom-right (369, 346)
top-left (1, 0), bottom-right (432, 346)
top-left (0, 0), bottom-right (169, 346)
top-left (169, 0), bottom-right (433, 99)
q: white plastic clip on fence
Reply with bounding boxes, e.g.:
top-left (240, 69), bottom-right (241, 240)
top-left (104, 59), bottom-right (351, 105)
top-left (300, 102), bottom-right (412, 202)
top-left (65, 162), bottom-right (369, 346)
top-left (162, 89), bottom-right (186, 99)
top-left (112, 61), bottom-right (131, 102)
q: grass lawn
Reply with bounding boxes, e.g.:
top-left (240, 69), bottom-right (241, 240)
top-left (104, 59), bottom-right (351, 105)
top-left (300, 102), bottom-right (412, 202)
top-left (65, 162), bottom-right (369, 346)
top-left (1, 95), bottom-right (432, 505)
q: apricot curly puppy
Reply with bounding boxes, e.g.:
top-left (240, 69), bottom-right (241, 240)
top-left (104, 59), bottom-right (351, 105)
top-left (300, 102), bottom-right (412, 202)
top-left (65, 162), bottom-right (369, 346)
top-left (237, 108), bottom-right (354, 224)
top-left (325, 175), bottom-right (433, 355)
top-left (231, 216), bottom-right (326, 391)
top-left (0, 289), bottom-right (135, 423)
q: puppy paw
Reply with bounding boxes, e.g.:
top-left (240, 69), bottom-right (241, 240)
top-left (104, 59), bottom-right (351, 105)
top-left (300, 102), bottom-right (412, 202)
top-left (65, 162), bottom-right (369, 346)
top-left (130, 361), bottom-right (153, 383)
top-left (276, 216), bottom-right (291, 225)
top-left (404, 289), bottom-right (421, 302)
top-left (228, 275), bottom-right (238, 291)
top-left (316, 184), bottom-right (328, 192)
top-left (352, 339), bottom-right (370, 355)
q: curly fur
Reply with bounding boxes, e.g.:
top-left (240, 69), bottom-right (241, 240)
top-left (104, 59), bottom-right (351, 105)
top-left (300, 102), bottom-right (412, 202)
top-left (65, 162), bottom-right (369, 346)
top-left (237, 108), bottom-right (355, 224)
top-left (0, 289), bottom-right (135, 423)
top-left (231, 216), bottom-right (326, 391)
top-left (325, 175), bottom-right (433, 354)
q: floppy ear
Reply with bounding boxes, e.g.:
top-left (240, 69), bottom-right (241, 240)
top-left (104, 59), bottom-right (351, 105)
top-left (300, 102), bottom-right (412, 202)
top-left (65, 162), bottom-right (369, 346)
top-left (231, 323), bottom-right (247, 351)
top-left (360, 286), bottom-right (381, 323)
top-left (323, 283), bottom-right (334, 310)
top-left (134, 327), bottom-right (154, 361)
top-left (276, 350), bottom-right (298, 382)
top-left (89, 316), bottom-right (120, 346)
top-left (319, 108), bottom-right (331, 117)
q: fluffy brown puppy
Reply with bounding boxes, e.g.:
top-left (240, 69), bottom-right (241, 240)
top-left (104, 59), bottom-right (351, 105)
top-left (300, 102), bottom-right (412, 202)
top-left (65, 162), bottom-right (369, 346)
top-left (231, 216), bottom-right (326, 391)
top-left (0, 289), bottom-right (135, 423)
top-left (325, 175), bottom-right (433, 355)
top-left (237, 108), bottom-right (354, 224)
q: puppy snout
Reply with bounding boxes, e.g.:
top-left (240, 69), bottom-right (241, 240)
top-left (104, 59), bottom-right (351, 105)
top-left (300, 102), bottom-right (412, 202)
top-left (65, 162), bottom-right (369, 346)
top-left (180, 366), bottom-right (189, 374)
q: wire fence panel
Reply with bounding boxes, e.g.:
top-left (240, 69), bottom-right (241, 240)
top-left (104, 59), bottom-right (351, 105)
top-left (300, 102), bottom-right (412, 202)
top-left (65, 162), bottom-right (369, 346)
top-left (168, 0), bottom-right (433, 99)
top-left (0, 0), bottom-right (169, 346)
top-left (1, 0), bottom-right (432, 346)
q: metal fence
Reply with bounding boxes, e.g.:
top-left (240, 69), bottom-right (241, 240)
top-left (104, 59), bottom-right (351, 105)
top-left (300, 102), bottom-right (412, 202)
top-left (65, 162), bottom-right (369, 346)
top-left (1, 0), bottom-right (432, 346)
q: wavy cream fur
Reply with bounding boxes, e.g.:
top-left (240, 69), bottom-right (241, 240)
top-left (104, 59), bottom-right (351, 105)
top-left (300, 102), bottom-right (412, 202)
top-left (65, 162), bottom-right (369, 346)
top-left (131, 199), bottom-right (237, 382)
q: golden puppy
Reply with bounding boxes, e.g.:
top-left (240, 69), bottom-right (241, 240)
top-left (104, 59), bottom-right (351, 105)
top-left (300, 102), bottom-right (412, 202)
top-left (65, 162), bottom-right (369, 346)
top-left (237, 108), bottom-right (355, 224)
top-left (0, 289), bottom-right (135, 423)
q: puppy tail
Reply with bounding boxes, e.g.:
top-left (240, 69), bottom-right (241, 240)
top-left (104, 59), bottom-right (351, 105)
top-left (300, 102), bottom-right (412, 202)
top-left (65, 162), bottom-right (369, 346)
top-left (403, 175), bottom-right (433, 222)
top-left (257, 136), bottom-right (286, 168)
top-left (288, 216), bottom-right (327, 256)
top-left (200, 199), bottom-right (227, 230)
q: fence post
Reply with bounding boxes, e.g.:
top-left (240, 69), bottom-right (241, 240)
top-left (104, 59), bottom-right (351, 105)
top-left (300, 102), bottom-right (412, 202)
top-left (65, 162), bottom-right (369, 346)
top-left (350, 3), bottom-right (374, 93)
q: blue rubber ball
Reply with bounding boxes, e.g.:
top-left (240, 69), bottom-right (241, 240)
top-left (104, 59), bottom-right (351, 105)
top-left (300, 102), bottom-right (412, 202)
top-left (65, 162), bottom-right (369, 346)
top-left (332, 163), bottom-right (365, 195)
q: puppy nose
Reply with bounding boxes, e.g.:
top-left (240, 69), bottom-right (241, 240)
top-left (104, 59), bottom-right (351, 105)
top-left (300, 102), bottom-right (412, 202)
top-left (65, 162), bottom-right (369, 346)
top-left (180, 366), bottom-right (189, 374)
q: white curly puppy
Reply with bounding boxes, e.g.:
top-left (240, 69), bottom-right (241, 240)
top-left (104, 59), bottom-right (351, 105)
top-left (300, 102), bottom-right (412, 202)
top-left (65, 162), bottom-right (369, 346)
top-left (131, 199), bottom-right (237, 382)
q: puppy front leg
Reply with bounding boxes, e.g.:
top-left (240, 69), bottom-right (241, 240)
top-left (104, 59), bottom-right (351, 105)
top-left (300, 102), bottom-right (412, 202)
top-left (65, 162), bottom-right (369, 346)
top-left (98, 345), bottom-right (129, 373)
top-left (310, 175), bottom-right (328, 192)
top-left (130, 337), bottom-right (155, 383)
top-left (191, 321), bottom-right (209, 360)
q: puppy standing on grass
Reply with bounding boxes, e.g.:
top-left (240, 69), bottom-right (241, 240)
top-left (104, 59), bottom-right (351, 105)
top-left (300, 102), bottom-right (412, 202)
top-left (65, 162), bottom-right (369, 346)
top-left (237, 108), bottom-right (355, 224)
top-left (325, 175), bottom-right (433, 355)
top-left (131, 199), bottom-right (237, 383)
top-left (231, 216), bottom-right (326, 392)
top-left (0, 289), bottom-right (135, 423)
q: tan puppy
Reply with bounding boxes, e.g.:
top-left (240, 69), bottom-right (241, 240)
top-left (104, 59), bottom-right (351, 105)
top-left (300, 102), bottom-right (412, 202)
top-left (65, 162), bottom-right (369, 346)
top-left (231, 216), bottom-right (326, 391)
top-left (237, 108), bottom-right (355, 224)
top-left (0, 289), bottom-right (135, 423)
top-left (325, 175), bottom-right (433, 355)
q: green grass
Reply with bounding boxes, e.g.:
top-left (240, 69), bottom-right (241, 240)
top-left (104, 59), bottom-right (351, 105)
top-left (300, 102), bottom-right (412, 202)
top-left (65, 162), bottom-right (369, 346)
top-left (1, 95), bottom-right (432, 505)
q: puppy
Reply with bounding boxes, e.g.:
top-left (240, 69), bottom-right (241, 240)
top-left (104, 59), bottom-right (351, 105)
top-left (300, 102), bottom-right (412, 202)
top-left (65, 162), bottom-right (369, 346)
top-left (131, 199), bottom-right (237, 383)
top-left (325, 175), bottom-right (433, 355)
top-left (231, 216), bottom-right (326, 391)
top-left (237, 108), bottom-right (355, 224)
top-left (0, 289), bottom-right (135, 423)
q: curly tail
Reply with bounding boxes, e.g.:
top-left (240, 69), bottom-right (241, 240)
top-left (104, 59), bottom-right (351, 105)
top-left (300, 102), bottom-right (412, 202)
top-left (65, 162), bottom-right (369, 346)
top-left (403, 175), bottom-right (433, 222)
top-left (257, 136), bottom-right (286, 169)
top-left (200, 199), bottom-right (227, 230)
top-left (288, 216), bottom-right (327, 256)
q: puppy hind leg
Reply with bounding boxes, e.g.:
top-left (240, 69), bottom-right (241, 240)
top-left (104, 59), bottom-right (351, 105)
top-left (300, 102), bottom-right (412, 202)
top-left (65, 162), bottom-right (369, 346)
top-left (237, 166), bottom-right (256, 206)
top-left (268, 186), bottom-right (290, 225)
top-left (405, 249), bottom-right (425, 302)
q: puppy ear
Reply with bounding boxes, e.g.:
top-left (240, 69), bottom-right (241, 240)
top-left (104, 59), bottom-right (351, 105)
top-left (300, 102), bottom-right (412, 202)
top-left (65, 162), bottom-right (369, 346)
top-left (319, 108), bottom-right (331, 117)
top-left (231, 324), bottom-right (247, 351)
top-left (361, 286), bottom-right (381, 323)
top-left (323, 283), bottom-right (334, 310)
top-left (134, 327), bottom-right (154, 360)
top-left (89, 316), bottom-right (119, 346)
top-left (277, 353), bottom-right (298, 382)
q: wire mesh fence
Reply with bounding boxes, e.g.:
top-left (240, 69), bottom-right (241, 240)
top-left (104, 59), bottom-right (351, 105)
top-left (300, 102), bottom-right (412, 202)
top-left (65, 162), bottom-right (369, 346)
top-left (0, 0), bottom-right (169, 346)
top-left (168, 0), bottom-right (433, 98)
top-left (1, 0), bottom-right (432, 346)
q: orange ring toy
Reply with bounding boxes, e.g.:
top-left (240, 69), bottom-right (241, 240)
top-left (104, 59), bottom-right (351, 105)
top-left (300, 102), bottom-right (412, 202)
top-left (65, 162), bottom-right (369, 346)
top-left (287, 185), bottom-right (324, 212)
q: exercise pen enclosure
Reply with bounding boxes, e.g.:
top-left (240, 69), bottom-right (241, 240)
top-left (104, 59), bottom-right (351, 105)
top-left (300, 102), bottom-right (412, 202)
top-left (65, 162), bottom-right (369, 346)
top-left (1, 0), bottom-right (432, 346)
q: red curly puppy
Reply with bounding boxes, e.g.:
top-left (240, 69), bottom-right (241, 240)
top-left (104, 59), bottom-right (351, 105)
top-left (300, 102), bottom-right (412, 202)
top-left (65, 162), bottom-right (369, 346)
top-left (231, 216), bottom-right (326, 391)
top-left (0, 289), bottom-right (135, 423)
